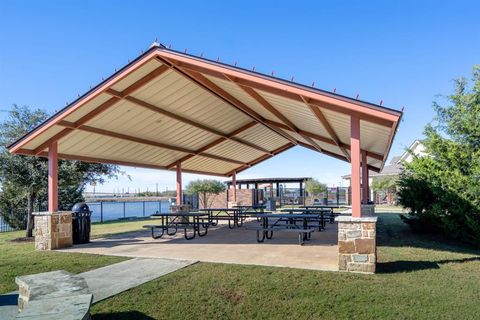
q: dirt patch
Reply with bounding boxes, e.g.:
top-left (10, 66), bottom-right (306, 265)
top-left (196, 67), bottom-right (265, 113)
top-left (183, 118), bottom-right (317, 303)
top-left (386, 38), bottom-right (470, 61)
top-left (214, 286), bottom-right (244, 305)
top-left (10, 237), bottom-right (34, 243)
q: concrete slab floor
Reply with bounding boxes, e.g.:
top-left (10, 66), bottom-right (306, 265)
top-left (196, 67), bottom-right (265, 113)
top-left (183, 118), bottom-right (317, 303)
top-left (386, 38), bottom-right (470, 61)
top-left (61, 219), bottom-right (339, 272)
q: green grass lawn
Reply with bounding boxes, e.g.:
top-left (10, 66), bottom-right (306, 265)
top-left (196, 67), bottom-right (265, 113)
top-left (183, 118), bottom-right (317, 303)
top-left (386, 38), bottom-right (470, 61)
top-left (2, 211), bottom-right (479, 319)
top-left (0, 219), bottom-right (147, 293)
top-left (91, 211), bottom-right (480, 320)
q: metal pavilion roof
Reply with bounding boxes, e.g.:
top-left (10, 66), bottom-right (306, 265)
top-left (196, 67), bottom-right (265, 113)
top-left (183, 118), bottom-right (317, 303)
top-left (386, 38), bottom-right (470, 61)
top-left (8, 43), bottom-right (403, 177)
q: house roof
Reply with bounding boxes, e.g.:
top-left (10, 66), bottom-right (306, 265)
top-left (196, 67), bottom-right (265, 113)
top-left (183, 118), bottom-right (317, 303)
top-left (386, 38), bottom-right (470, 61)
top-left (8, 43), bottom-right (403, 177)
top-left (342, 140), bottom-right (424, 179)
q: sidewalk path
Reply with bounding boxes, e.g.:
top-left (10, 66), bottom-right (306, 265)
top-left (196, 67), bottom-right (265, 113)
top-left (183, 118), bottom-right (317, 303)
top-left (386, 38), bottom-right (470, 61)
top-left (81, 257), bottom-right (196, 303)
top-left (0, 257), bottom-right (196, 319)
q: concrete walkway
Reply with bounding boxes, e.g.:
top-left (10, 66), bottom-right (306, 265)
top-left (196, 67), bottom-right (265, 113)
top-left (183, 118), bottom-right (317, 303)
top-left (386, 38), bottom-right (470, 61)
top-left (81, 257), bottom-right (196, 303)
top-left (0, 257), bottom-right (196, 319)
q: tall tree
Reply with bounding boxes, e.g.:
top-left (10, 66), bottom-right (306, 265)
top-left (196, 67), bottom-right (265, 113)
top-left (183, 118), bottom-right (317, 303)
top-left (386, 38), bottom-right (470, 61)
top-left (397, 67), bottom-right (480, 245)
top-left (0, 105), bottom-right (120, 237)
top-left (304, 178), bottom-right (327, 201)
top-left (185, 179), bottom-right (226, 209)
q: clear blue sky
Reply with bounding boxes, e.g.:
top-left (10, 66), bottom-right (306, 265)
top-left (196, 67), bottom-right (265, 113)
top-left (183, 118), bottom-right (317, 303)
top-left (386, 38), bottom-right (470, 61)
top-left (1, 0), bottom-right (479, 192)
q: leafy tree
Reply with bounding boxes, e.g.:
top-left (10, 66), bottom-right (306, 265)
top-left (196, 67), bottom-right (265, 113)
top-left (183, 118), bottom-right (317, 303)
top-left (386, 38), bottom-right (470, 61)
top-left (305, 178), bottom-right (327, 200)
top-left (0, 105), bottom-right (120, 237)
top-left (397, 67), bottom-right (480, 245)
top-left (371, 176), bottom-right (397, 192)
top-left (185, 179), bottom-right (225, 209)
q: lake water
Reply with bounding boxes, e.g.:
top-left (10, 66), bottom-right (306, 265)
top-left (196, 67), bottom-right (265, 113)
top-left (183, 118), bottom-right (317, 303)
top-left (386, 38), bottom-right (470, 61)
top-left (86, 200), bottom-right (171, 222)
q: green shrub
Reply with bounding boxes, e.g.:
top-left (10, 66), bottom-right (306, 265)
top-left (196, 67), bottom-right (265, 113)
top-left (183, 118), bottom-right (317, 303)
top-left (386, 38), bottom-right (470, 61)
top-left (397, 67), bottom-right (480, 246)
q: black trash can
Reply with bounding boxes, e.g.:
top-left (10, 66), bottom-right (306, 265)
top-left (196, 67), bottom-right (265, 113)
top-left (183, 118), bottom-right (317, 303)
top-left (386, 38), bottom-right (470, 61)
top-left (72, 202), bottom-right (91, 244)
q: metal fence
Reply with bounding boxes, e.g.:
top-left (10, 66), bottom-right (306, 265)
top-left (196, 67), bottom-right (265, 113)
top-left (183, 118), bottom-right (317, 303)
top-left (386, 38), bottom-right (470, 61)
top-left (0, 216), bottom-right (17, 233)
top-left (276, 187), bottom-right (349, 206)
top-left (86, 200), bottom-right (172, 223)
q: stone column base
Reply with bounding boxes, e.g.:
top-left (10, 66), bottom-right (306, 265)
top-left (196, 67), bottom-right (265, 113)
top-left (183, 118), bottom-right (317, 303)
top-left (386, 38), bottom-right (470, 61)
top-left (336, 216), bottom-right (377, 273)
top-left (34, 211), bottom-right (72, 250)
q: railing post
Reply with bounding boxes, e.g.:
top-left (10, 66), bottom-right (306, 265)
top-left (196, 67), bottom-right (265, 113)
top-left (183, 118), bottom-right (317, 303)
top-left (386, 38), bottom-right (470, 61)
top-left (123, 202), bottom-right (126, 218)
top-left (143, 201), bottom-right (146, 217)
top-left (100, 202), bottom-right (103, 223)
top-left (337, 187), bottom-right (340, 205)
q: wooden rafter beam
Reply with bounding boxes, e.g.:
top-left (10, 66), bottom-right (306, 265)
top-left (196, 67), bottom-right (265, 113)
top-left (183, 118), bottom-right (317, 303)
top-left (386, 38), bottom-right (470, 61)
top-left (263, 118), bottom-right (384, 161)
top-left (57, 120), bottom-right (246, 166)
top-left (165, 121), bottom-right (258, 169)
top-left (17, 149), bottom-right (228, 177)
top-left (115, 65), bottom-right (170, 98)
top-left (155, 56), bottom-right (299, 146)
top-left (33, 64), bottom-right (171, 155)
top-left (166, 58), bottom-right (397, 128)
top-left (301, 96), bottom-right (351, 161)
top-left (296, 141), bottom-right (349, 163)
top-left (227, 79), bottom-right (325, 154)
top-left (226, 142), bottom-right (295, 176)
top-left (34, 97), bottom-right (121, 154)
top-left (105, 89), bottom-right (271, 155)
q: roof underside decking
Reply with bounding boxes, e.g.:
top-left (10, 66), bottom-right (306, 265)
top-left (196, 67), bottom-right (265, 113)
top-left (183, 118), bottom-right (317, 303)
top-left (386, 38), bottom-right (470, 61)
top-left (8, 45), bottom-right (403, 177)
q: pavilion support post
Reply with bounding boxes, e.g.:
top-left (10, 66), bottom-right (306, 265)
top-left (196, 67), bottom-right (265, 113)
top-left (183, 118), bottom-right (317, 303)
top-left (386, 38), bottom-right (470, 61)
top-left (299, 181), bottom-right (304, 205)
top-left (231, 171), bottom-right (237, 204)
top-left (176, 161), bottom-right (182, 206)
top-left (361, 150), bottom-right (369, 204)
top-left (34, 141), bottom-right (72, 251)
top-left (350, 115), bottom-right (361, 218)
top-left (48, 142), bottom-right (58, 212)
top-left (336, 115), bottom-right (377, 273)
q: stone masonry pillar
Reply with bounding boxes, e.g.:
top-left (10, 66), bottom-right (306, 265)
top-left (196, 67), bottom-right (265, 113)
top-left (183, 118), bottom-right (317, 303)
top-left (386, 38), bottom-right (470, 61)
top-left (34, 212), bottom-right (72, 250)
top-left (336, 216), bottom-right (377, 273)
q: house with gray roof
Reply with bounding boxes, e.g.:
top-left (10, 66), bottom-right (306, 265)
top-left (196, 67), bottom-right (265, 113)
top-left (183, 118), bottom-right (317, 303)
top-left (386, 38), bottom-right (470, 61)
top-left (342, 140), bottom-right (424, 204)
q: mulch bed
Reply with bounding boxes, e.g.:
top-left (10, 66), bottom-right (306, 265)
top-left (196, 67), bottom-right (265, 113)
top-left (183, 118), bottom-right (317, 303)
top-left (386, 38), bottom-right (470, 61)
top-left (10, 237), bottom-right (34, 243)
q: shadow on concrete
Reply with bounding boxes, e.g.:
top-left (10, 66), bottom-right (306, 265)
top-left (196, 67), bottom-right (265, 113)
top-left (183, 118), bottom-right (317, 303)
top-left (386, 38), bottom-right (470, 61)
top-left (73, 220), bottom-right (338, 249)
top-left (377, 256), bottom-right (480, 274)
top-left (0, 292), bottom-right (18, 306)
top-left (93, 310), bottom-right (155, 320)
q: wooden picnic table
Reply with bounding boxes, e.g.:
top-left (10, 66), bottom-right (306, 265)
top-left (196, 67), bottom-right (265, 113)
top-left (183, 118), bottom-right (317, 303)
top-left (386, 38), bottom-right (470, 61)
top-left (143, 212), bottom-right (209, 240)
top-left (249, 213), bottom-right (324, 245)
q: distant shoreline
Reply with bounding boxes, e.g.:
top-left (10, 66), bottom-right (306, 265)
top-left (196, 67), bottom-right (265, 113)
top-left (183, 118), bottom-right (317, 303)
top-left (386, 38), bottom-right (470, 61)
top-left (85, 196), bottom-right (172, 203)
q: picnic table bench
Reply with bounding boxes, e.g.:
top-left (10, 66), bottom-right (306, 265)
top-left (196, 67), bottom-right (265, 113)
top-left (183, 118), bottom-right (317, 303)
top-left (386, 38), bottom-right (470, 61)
top-left (298, 205), bottom-right (341, 223)
top-left (280, 208), bottom-right (331, 228)
top-left (232, 204), bottom-right (266, 212)
top-left (249, 213), bottom-right (324, 245)
top-left (143, 212), bottom-right (209, 240)
top-left (198, 208), bottom-right (247, 228)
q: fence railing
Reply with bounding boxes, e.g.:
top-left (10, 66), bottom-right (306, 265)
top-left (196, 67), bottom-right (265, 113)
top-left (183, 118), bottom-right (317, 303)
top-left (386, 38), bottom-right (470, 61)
top-left (87, 200), bottom-right (172, 223)
top-left (0, 217), bottom-right (18, 233)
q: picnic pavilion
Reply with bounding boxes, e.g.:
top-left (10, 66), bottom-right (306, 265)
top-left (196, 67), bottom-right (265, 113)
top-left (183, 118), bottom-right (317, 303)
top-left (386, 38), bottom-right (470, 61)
top-left (7, 43), bottom-right (402, 273)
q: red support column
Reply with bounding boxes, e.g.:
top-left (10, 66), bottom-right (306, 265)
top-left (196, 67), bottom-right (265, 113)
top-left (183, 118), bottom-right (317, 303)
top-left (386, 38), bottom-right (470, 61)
top-left (231, 171), bottom-right (237, 202)
top-left (362, 150), bottom-right (369, 204)
top-left (48, 142), bottom-right (58, 212)
top-left (176, 161), bottom-right (182, 205)
top-left (350, 115), bottom-right (361, 217)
